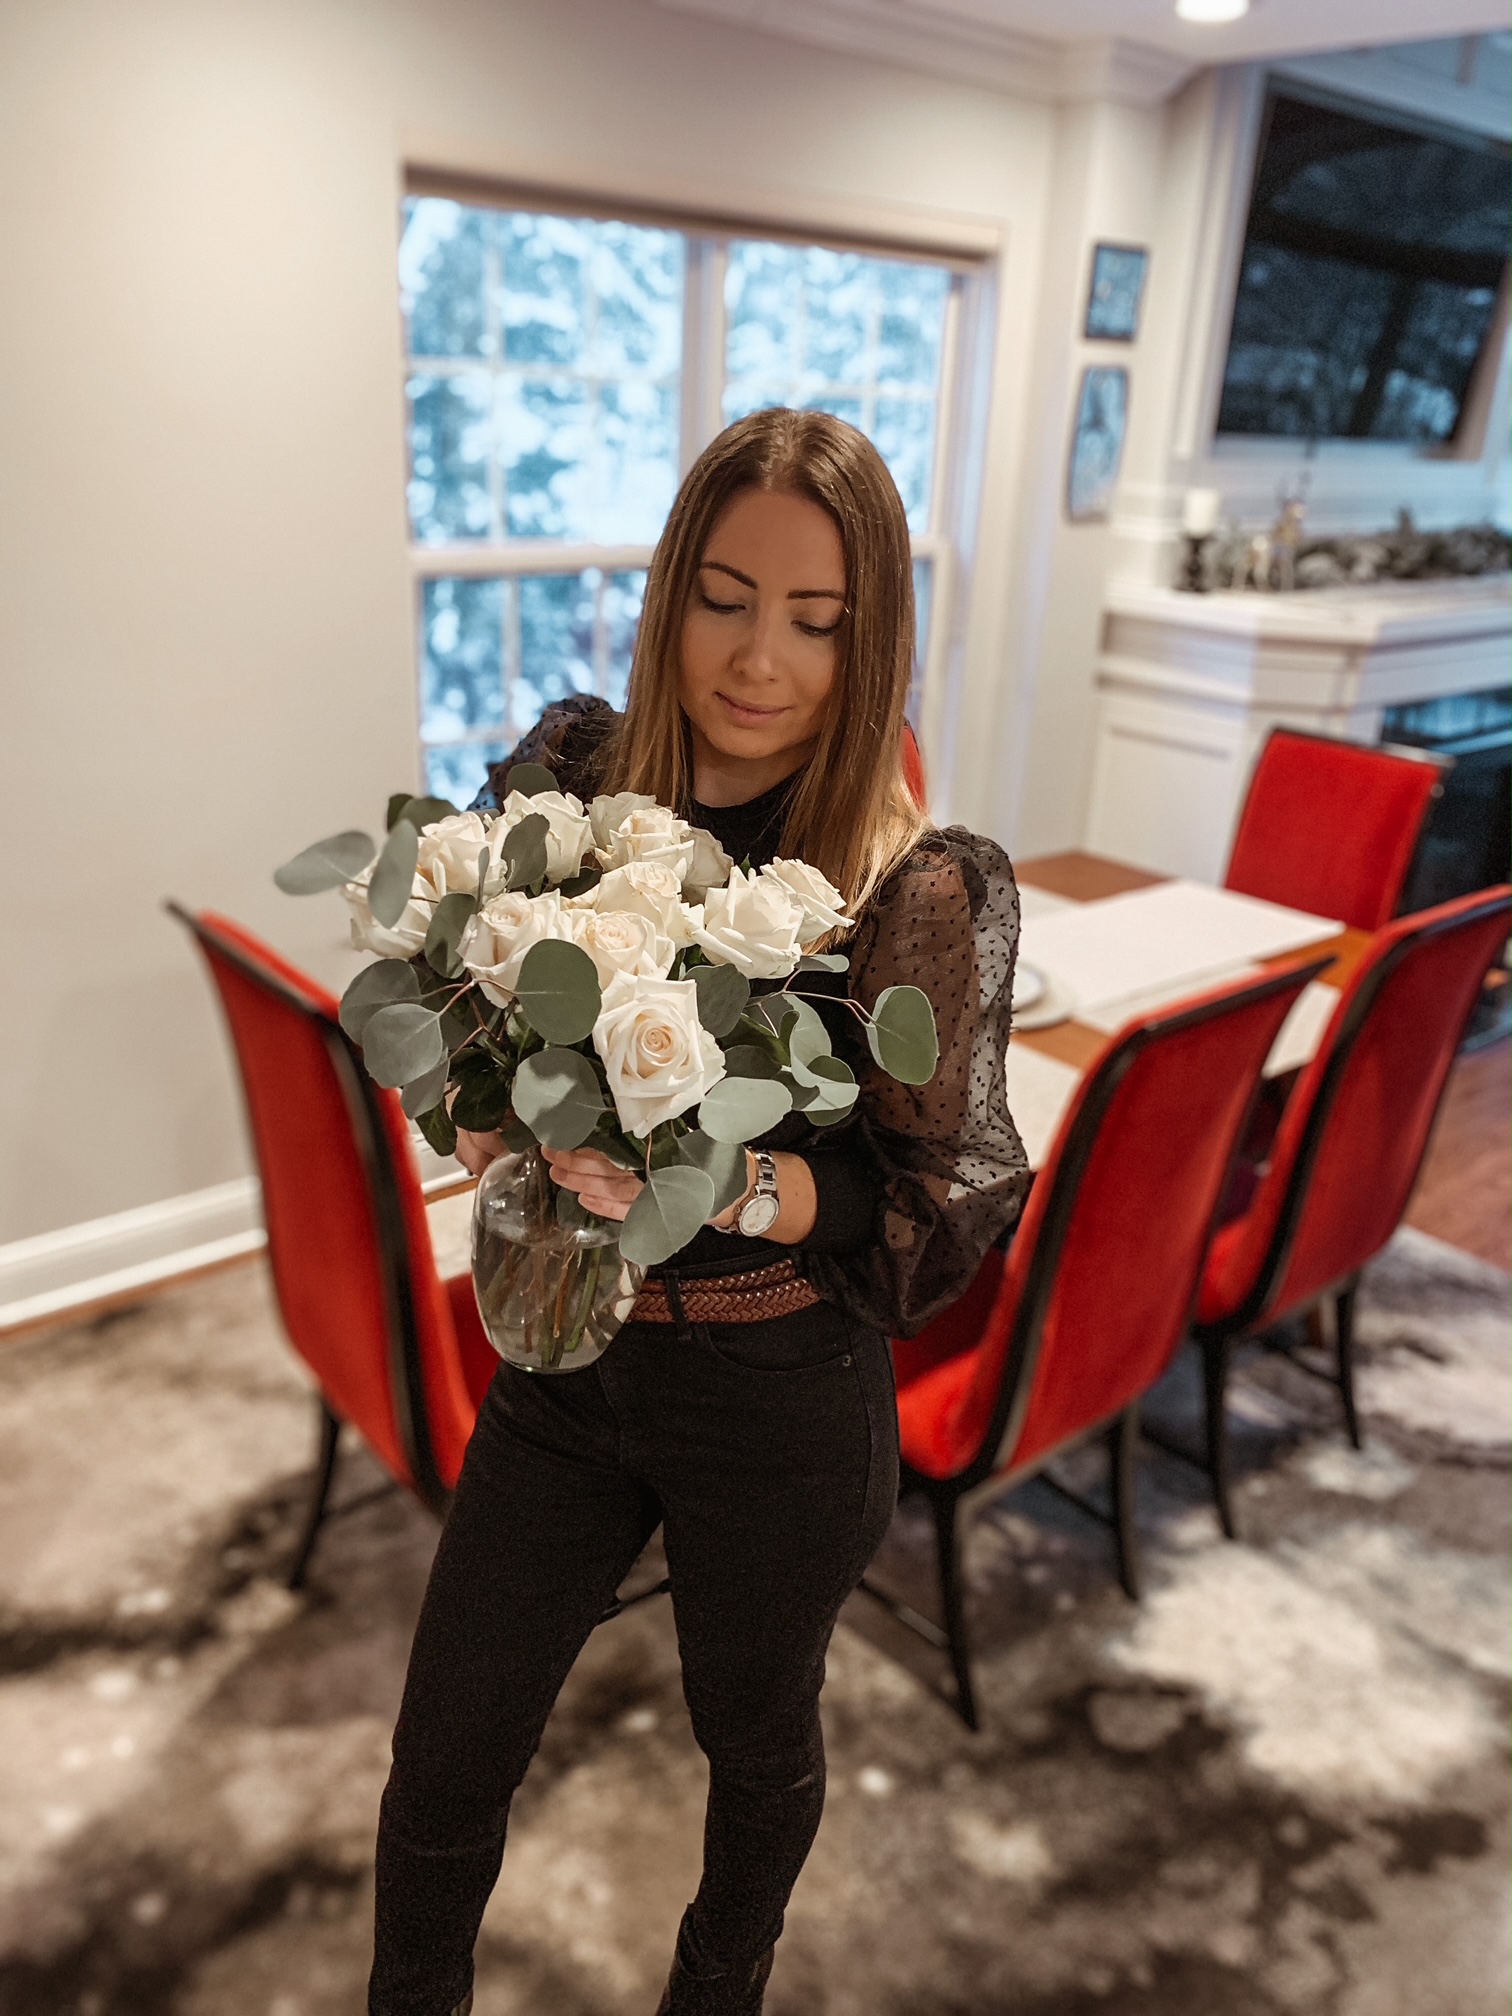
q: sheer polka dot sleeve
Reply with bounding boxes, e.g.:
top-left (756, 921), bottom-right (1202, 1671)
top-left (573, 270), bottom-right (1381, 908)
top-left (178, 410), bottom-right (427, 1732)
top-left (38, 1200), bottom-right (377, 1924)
top-left (804, 829), bottom-right (1030, 1338)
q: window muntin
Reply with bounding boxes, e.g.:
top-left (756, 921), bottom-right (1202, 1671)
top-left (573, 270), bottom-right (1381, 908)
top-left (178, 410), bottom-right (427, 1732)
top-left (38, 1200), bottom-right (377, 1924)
top-left (402, 197), bottom-right (969, 795)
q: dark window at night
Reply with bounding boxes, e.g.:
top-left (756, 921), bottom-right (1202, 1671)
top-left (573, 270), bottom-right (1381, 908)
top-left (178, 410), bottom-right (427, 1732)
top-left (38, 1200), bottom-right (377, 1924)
top-left (1217, 89), bottom-right (1509, 444)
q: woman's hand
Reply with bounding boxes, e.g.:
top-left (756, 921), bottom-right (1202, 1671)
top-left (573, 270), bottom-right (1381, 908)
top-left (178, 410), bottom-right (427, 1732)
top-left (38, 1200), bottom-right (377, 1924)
top-left (542, 1145), bottom-right (645, 1222)
top-left (454, 1127), bottom-right (506, 1178)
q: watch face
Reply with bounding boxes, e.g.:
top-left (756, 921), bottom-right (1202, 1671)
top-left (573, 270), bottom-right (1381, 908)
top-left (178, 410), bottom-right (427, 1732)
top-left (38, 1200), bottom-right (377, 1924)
top-left (738, 1192), bottom-right (782, 1237)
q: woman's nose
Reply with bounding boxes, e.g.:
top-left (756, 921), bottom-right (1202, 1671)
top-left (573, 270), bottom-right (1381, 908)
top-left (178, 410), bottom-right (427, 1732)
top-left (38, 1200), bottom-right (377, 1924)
top-left (730, 600), bottom-right (781, 678)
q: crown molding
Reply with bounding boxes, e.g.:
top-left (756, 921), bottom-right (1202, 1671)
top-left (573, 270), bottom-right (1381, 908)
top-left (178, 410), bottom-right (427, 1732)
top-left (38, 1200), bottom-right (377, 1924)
top-left (654, 0), bottom-right (1197, 106)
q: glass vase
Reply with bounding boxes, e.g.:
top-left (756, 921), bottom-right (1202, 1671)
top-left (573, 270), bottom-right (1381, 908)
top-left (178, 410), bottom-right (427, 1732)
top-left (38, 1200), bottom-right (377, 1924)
top-left (470, 1147), bottom-right (644, 1373)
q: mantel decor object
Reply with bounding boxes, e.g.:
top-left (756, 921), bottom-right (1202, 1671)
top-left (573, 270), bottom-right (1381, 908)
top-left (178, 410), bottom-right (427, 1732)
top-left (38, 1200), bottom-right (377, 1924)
top-left (1067, 366), bottom-right (1129, 523)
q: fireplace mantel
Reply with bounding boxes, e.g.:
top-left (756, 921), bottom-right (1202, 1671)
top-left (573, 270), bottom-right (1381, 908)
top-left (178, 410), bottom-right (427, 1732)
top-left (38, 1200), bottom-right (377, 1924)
top-left (1084, 575), bottom-right (1512, 881)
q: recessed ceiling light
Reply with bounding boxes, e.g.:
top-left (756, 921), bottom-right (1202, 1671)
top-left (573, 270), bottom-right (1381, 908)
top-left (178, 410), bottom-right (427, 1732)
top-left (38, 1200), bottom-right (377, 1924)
top-left (1176, 0), bottom-right (1250, 21)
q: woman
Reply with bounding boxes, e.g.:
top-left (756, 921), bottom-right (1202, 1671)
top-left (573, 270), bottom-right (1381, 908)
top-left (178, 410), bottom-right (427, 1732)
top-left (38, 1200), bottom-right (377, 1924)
top-left (369, 408), bottom-right (1028, 2016)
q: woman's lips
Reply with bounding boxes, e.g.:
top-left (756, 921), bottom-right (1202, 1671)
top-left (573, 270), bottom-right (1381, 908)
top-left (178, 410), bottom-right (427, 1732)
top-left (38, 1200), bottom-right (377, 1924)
top-left (716, 691), bottom-right (787, 725)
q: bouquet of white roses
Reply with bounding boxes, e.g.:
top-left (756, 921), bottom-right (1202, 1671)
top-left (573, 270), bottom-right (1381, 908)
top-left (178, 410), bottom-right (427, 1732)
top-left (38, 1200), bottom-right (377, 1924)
top-left (275, 762), bottom-right (937, 1282)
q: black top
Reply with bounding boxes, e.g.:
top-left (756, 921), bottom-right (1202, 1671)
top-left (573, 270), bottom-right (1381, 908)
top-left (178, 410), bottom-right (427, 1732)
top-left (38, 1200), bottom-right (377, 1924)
top-left (477, 695), bottom-right (1030, 1337)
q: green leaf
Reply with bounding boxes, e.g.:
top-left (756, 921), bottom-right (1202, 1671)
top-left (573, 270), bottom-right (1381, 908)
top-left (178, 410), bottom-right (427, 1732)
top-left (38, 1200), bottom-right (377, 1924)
top-left (619, 1166), bottom-right (717, 1267)
top-left (592, 1123), bottom-right (647, 1171)
top-left (339, 959), bottom-right (421, 1041)
top-left (501, 1112), bottom-right (535, 1154)
top-left (692, 962), bottom-right (750, 1038)
top-left (721, 1043), bottom-right (781, 1080)
top-left (514, 938), bottom-right (603, 1045)
top-left (395, 794), bottom-right (459, 831)
top-left (558, 863), bottom-right (602, 900)
top-left (369, 818), bottom-right (420, 928)
top-left (360, 1002), bottom-right (445, 1088)
top-left (804, 1053), bottom-right (859, 1111)
top-left (386, 793), bottom-right (414, 832)
top-left (501, 813), bottom-right (549, 892)
top-left (450, 1056), bottom-right (513, 1131)
top-left (783, 998), bottom-right (833, 1079)
top-left (505, 762), bottom-right (560, 798)
top-left (274, 829), bottom-right (376, 895)
top-left (867, 984), bottom-right (939, 1085)
top-left (415, 1100), bottom-right (458, 1159)
top-left (696, 1075), bottom-right (793, 1144)
top-left (676, 1131), bottom-right (749, 1216)
top-left (797, 952), bottom-right (850, 973)
top-left (512, 1047), bottom-right (606, 1149)
top-left (746, 994), bottom-right (799, 1043)
top-left (425, 890), bottom-right (476, 978)
top-left (400, 1055), bottom-right (451, 1120)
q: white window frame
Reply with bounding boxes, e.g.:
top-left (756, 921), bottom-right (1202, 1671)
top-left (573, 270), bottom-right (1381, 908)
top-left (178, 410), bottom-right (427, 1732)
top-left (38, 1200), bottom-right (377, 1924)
top-left (403, 191), bottom-right (986, 784)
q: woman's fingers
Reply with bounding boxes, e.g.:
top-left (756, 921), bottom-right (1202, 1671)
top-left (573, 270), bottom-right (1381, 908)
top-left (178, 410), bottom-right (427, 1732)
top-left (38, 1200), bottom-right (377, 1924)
top-left (455, 1127), bottom-right (506, 1177)
top-left (542, 1145), bottom-right (643, 1222)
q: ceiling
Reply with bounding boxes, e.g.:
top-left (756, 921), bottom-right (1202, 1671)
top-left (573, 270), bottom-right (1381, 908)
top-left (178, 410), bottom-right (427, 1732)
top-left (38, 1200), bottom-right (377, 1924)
top-left (657, 0), bottom-right (1512, 105)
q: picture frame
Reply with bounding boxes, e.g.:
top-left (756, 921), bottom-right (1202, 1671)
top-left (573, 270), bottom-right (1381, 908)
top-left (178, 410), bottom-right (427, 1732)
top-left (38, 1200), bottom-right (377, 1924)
top-left (1084, 242), bottom-right (1149, 342)
top-left (1065, 366), bottom-right (1128, 523)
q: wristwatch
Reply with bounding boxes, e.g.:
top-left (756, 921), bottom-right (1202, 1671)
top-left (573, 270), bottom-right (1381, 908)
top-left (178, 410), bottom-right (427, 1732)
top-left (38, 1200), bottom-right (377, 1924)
top-left (719, 1150), bottom-right (781, 1237)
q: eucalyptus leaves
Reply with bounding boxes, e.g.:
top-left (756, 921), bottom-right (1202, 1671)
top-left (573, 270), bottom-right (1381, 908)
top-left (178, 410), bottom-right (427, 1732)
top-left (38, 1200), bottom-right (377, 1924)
top-left (275, 765), bottom-right (938, 1269)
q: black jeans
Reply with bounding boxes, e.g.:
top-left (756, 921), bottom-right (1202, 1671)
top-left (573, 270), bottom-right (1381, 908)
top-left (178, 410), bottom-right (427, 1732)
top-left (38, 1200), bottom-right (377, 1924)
top-left (369, 1286), bottom-right (898, 2016)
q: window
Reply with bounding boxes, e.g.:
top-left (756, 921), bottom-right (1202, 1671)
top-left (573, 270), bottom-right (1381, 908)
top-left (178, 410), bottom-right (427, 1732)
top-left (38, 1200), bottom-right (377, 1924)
top-left (401, 196), bottom-right (971, 801)
top-left (1217, 88), bottom-right (1510, 444)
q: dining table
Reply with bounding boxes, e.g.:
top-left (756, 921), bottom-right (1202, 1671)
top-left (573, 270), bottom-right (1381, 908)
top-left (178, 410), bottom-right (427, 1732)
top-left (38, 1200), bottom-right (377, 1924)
top-left (1005, 850), bottom-right (1371, 1171)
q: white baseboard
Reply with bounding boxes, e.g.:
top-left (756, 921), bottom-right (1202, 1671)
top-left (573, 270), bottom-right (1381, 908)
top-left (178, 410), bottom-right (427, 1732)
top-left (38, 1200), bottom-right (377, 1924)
top-left (0, 1133), bottom-right (463, 1335)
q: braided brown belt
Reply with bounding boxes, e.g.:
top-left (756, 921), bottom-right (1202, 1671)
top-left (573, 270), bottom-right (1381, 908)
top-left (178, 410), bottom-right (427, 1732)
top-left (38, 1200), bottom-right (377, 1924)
top-left (630, 1257), bottom-right (825, 1325)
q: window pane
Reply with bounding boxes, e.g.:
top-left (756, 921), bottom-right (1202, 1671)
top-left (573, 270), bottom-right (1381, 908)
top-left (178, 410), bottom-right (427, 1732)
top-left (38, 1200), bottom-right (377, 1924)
top-left (724, 242), bottom-right (952, 530)
top-left (405, 202), bottom-right (684, 546)
top-left (421, 578), bottom-right (504, 742)
top-left (408, 373), bottom-right (494, 542)
top-left (516, 572), bottom-right (598, 729)
top-left (426, 741), bottom-right (507, 807)
top-left (401, 199), bottom-right (489, 361)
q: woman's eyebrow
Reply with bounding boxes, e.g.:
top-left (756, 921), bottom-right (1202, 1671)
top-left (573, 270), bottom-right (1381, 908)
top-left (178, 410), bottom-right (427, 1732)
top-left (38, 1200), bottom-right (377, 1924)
top-left (699, 561), bottom-right (844, 601)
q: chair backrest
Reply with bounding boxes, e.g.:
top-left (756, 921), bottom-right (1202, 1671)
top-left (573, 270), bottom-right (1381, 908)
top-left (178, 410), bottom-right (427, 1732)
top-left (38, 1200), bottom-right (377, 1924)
top-left (171, 907), bottom-right (480, 1504)
top-left (1225, 727), bottom-right (1445, 931)
top-left (1198, 883), bottom-right (1511, 1330)
top-left (918, 958), bottom-right (1325, 1489)
top-left (901, 721), bottom-right (928, 810)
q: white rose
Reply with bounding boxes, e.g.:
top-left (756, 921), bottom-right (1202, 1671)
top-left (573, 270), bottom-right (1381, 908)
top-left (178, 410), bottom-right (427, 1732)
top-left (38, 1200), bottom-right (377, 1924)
top-left (460, 888), bottom-right (572, 1007)
top-left (341, 872), bottom-right (430, 959)
top-left (692, 866), bottom-right (805, 980)
top-left (495, 789), bottom-right (594, 884)
top-left (568, 906), bottom-right (676, 989)
top-left (587, 862), bottom-right (701, 950)
top-left (759, 858), bottom-right (852, 948)
top-left (597, 803), bottom-right (697, 880)
top-left (589, 790), bottom-right (657, 853)
top-left (592, 973), bottom-right (726, 1138)
top-left (416, 810), bottom-right (492, 899)
top-left (683, 826), bottom-right (735, 901)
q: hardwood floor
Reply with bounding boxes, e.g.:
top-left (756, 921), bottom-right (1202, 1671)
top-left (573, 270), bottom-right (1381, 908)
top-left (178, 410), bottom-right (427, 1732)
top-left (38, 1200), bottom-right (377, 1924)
top-left (1404, 1036), bottom-right (1510, 1272)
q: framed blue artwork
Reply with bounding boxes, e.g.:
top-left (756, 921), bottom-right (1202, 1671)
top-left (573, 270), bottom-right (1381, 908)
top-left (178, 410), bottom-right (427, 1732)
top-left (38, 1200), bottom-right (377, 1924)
top-left (1084, 242), bottom-right (1149, 342)
top-left (1066, 366), bottom-right (1128, 522)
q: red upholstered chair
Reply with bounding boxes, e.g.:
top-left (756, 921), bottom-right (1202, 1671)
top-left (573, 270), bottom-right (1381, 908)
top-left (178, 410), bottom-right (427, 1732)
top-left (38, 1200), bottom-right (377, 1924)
top-left (877, 956), bottom-right (1325, 1728)
top-left (1225, 727), bottom-right (1445, 931)
top-left (1190, 885), bottom-right (1512, 1533)
top-left (901, 721), bottom-right (928, 810)
top-left (170, 907), bottom-right (499, 1584)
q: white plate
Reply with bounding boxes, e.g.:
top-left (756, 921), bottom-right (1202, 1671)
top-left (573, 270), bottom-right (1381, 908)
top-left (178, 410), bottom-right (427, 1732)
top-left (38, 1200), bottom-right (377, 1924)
top-left (1012, 961), bottom-right (1046, 1011)
top-left (1012, 973), bottom-right (1077, 1032)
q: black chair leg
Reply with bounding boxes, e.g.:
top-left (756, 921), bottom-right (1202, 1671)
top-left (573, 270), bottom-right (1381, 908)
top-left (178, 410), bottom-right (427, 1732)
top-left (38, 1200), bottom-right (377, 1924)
top-left (287, 1398), bottom-right (341, 1591)
top-left (931, 1494), bottom-right (979, 1732)
top-left (1108, 1406), bottom-right (1141, 1600)
top-left (1335, 1276), bottom-right (1363, 1450)
top-left (1201, 1334), bottom-right (1237, 1540)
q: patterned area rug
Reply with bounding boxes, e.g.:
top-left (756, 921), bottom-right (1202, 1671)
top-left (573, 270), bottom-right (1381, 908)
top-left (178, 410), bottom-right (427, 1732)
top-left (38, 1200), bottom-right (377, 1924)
top-left (0, 1224), bottom-right (1506, 2016)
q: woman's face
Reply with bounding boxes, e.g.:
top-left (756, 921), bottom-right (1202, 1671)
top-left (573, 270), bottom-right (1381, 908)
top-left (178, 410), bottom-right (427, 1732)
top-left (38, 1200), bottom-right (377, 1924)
top-left (678, 486), bottom-right (846, 779)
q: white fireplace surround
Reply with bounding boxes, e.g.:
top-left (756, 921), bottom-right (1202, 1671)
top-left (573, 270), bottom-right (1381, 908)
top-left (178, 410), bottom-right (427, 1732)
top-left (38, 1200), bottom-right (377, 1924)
top-left (1085, 574), bottom-right (1512, 881)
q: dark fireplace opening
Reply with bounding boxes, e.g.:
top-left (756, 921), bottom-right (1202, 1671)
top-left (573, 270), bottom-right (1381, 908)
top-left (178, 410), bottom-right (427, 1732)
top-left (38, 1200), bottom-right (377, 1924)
top-left (1384, 685), bottom-right (1511, 1045)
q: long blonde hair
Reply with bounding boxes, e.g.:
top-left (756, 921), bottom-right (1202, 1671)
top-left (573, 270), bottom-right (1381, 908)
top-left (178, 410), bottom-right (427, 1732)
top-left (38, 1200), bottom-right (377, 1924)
top-left (602, 408), bottom-right (928, 918)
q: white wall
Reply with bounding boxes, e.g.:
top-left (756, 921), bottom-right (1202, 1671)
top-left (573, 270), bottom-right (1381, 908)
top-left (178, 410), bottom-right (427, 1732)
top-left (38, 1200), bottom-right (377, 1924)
top-left (0, 0), bottom-right (1057, 1245)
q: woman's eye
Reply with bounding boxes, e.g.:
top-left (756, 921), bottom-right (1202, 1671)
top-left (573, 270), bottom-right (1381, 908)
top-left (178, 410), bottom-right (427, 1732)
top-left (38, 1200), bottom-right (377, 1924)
top-left (797, 617), bottom-right (843, 639)
top-left (698, 591), bottom-right (745, 615)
